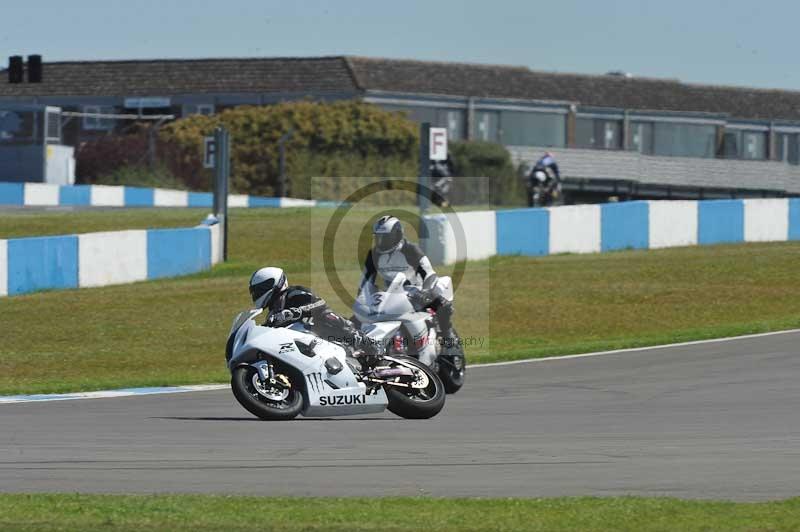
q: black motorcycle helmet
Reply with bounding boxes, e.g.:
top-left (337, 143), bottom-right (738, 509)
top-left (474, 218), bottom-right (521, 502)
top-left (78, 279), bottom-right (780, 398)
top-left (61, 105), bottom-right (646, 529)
top-left (373, 215), bottom-right (404, 254)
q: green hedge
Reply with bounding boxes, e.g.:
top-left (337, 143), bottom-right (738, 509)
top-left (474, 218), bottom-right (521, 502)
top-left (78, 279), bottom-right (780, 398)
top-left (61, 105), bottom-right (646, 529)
top-left (449, 141), bottom-right (526, 206)
top-left (77, 101), bottom-right (526, 206)
top-left (159, 101), bottom-right (419, 197)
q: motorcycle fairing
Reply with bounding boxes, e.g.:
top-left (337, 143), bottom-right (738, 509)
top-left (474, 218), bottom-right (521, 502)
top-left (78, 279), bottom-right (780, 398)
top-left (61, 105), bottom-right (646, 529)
top-left (229, 313), bottom-right (387, 417)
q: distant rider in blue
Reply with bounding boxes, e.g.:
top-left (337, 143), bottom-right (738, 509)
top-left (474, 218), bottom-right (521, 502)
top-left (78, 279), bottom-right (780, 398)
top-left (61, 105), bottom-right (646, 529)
top-left (532, 152), bottom-right (560, 182)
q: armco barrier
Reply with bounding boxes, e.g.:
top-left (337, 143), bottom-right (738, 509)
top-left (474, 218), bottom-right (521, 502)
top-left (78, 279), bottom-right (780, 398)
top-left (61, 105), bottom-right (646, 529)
top-left (424, 199), bottom-right (800, 265)
top-left (698, 200), bottom-right (744, 245)
top-left (90, 185), bottom-right (125, 207)
top-left (0, 223), bottom-right (221, 297)
top-left (422, 211), bottom-right (496, 265)
top-left (600, 202), bottom-right (649, 252)
top-left (78, 231), bottom-right (147, 288)
top-left (0, 240), bottom-right (7, 297)
top-left (496, 209), bottom-right (549, 257)
top-left (648, 200), bottom-right (697, 249)
top-left (147, 227), bottom-right (211, 279)
top-left (59, 185), bottom-right (91, 206)
top-left (791, 199), bottom-right (800, 240)
top-left (0, 183), bottom-right (24, 205)
top-left (124, 186), bottom-right (154, 207)
top-left (7, 235), bottom-right (79, 295)
top-left (0, 182), bottom-right (320, 209)
top-left (26, 183), bottom-right (60, 206)
top-left (153, 188), bottom-right (188, 207)
top-left (744, 199), bottom-right (789, 242)
top-left (549, 204), bottom-right (601, 254)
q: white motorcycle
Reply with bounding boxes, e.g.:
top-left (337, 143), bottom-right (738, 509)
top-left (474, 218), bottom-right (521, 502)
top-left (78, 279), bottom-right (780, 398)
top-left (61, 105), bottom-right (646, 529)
top-left (353, 273), bottom-right (466, 394)
top-left (226, 308), bottom-right (446, 420)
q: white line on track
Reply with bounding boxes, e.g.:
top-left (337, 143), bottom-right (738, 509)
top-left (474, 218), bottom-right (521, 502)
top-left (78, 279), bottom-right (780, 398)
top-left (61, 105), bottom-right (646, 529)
top-left (2, 329), bottom-right (797, 404)
top-left (468, 328), bottom-right (800, 369)
top-left (0, 384), bottom-right (228, 405)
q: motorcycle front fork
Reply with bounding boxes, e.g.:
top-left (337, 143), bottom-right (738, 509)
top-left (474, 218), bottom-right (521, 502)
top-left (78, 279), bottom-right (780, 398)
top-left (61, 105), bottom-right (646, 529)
top-left (253, 360), bottom-right (275, 384)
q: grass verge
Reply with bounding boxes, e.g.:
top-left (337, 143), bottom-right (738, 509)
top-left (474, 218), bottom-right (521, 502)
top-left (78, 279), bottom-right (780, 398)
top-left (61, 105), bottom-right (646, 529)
top-left (1, 495), bottom-right (800, 531)
top-left (0, 208), bottom-right (210, 239)
top-left (1, 208), bottom-right (799, 394)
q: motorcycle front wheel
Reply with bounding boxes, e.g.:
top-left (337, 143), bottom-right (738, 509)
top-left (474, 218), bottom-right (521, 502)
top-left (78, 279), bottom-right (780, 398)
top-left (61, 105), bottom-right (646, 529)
top-left (384, 356), bottom-right (446, 419)
top-left (231, 364), bottom-right (304, 421)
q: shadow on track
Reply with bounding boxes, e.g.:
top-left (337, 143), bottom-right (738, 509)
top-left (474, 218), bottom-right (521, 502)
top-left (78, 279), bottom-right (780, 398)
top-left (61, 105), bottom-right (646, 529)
top-left (153, 416), bottom-right (397, 422)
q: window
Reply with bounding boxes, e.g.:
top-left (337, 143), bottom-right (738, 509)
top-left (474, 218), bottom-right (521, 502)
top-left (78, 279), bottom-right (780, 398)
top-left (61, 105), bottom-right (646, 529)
top-left (380, 104), bottom-right (465, 140)
top-left (473, 111), bottom-right (499, 142)
top-left (653, 123), bottom-right (716, 158)
top-left (721, 132), bottom-right (739, 158)
top-left (721, 129), bottom-right (768, 160)
top-left (0, 110), bottom-right (34, 142)
top-left (499, 111), bottom-right (565, 147)
top-left (442, 109), bottom-right (465, 141)
top-left (776, 133), bottom-right (799, 164)
top-left (45, 109), bottom-right (61, 144)
top-left (576, 117), bottom-right (623, 150)
top-left (82, 105), bottom-right (115, 130)
top-left (629, 121), bottom-right (654, 154)
top-left (575, 118), bottom-right (595, 148)
top-left (183, 103), bottom-right (215, 117)
top-left (741, 131), bottom-right (767, 160)
top-left (381, 104), bottom-right (437, 125)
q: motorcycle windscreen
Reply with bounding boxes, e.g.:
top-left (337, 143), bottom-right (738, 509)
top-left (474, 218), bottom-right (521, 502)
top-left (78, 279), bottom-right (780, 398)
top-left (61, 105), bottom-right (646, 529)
top-left (229, 308), bottom-right (264, 336)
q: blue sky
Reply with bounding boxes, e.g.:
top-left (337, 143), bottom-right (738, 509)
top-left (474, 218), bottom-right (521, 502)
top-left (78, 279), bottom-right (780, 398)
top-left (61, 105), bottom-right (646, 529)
top-left (3, 0), bottom-right (797, 89)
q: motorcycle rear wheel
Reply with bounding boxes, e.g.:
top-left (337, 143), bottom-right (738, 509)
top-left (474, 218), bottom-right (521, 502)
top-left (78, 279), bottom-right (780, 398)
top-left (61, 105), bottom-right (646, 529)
top-left (438, 334), bottom-right (466, 395)
top-left (385, 356), bottom-right (446, 419)
top-left (231, 365), bottom-right (303, 421)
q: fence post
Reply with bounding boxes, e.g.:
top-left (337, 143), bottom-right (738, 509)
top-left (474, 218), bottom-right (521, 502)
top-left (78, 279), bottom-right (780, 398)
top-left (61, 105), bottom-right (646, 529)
top-left (213, 127), bottom-right (230, 261)
top-left (419, 122), bottom-right (431, 214)
top-left (418, 122), bottom-right (431, 242)
top-left (278, 129), bottom-right (293, 198)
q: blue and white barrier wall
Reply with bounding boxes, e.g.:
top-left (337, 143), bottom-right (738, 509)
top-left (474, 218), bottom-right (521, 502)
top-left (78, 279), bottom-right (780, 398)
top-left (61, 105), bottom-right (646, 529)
top-left (423, 199), bottom-right (800, 265)
top-left (0, 223), bottom-right (222, 297)
top-left (0, 182), bottom-right (317, 208)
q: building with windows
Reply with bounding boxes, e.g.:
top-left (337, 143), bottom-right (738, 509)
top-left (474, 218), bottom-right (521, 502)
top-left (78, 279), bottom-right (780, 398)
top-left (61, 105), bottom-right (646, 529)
top-left (2, 55), bottom-right (800, 193)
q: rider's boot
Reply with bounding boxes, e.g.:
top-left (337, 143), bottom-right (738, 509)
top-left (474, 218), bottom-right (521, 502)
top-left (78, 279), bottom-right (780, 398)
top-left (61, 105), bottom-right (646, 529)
top-left (434, 301), bottom-right (458, 349)
top-left (345, 354), bottom-right (363, 374)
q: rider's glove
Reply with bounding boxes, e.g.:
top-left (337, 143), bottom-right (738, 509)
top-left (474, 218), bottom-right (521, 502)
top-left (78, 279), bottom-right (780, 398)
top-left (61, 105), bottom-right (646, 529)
top-left (267, 308), bottom-right (301, 327)
top-left (407, 287), bottom-right (432, 308)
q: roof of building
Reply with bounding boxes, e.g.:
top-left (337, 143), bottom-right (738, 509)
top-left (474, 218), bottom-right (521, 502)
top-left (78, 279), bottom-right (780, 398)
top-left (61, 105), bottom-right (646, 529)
top-left (1, 55), bottom-right (799, 122)
top-left (345, 57), bottom-right (800, 122)
top-left (0, 57), bottom-right (358, 98)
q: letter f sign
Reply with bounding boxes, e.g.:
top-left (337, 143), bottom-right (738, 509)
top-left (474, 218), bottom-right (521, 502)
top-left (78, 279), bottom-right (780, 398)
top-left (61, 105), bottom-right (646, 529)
top-left (429, 127), bottom-right (448, 161)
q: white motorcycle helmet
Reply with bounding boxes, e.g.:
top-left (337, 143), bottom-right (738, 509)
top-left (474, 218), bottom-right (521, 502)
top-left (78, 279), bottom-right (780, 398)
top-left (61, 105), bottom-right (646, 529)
top-left (373, 215), bottom-right (404, 254)
top-left (249, 266), bottom-right (288, 309)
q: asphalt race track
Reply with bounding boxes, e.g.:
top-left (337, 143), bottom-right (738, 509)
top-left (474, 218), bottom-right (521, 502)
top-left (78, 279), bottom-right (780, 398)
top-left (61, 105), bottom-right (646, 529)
top-left (2, 331), bottom-right (799, 500)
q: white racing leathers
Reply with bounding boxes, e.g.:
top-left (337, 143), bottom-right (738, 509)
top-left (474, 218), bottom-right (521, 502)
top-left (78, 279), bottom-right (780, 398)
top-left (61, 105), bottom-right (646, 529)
top-left (360, 240), bottom-right (435, 291)
top-left (359, 241), bottom-right (438, 365)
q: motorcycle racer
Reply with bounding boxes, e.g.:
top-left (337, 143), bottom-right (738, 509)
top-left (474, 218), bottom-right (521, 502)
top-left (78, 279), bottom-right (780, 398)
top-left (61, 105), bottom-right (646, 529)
top-left (359, 216), bottom-right (455, 342)
top-left (249, 266), bottom-right (378, 363)
top-left (527, 152), bottom-right (563, 207)
top-left (531, 151), bottom-right (561, 182)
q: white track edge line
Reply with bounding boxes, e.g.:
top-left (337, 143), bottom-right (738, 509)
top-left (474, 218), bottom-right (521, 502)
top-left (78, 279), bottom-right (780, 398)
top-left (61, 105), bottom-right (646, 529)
top-left (3, 329), bottom-right (798, 404)
top-left (468, 328), bottom-right (800, 369)
top-left (0, 384), bottom-right (228, 404)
